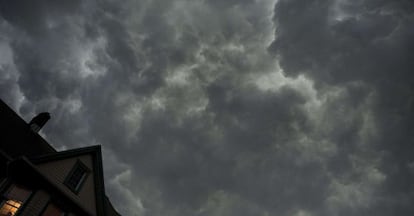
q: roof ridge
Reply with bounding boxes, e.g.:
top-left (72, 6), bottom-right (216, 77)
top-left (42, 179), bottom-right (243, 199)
top-left (29, 145), bottom-right (101, 164)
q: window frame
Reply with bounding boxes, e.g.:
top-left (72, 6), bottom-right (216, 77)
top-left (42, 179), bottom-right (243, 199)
top-left (63, 160), bottom-right (90, 194)
top-left (0, 183), bottom-right (32, 216)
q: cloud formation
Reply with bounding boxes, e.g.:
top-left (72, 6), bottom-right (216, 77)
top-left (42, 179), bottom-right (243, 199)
top-left (1, 0), bottom-right (413, 215)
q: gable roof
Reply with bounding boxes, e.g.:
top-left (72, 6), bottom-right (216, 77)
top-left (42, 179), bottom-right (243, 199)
top-left (8, 157), bottom-right (93, 215)
top-left (0, 99), bottom-right (120, 215)
top-left (30, 145), bottom-right (107, 216)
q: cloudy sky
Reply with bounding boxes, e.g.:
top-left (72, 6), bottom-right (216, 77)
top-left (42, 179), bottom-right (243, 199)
top-left (1, 0), bottom-right (414, 215)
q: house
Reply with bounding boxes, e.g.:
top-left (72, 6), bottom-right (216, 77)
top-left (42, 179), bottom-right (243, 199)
top-left (0, 99), bottom-right (120, 216)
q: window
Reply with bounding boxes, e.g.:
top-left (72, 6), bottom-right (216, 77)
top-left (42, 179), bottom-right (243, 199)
top-left (0, 200), bottom-right (21, 216)
top-left (0, 184), bottom-right (31, 216)
top-left (64, 161), bottom-right (89, 193)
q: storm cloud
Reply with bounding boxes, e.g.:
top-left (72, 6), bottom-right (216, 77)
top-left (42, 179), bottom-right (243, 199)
top-left (1, 0), bottom-right (413, 215)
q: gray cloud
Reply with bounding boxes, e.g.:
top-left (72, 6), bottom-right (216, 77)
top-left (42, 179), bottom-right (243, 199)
top-left (0, 0), bottom-right (413, 215)
top-left (270, 0), bottom-right (414, 215)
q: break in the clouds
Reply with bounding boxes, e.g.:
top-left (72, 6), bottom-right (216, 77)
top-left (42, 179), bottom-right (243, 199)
top-left (1, 0), bottom-right (414, 215)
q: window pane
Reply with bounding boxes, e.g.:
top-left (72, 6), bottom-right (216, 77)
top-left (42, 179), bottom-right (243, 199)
top-left (0, 200), bottom-right (21, 216)
top-left (0, 184), bottom-right (31, 216)
top-left (65, 162), bottom-right (88, 192)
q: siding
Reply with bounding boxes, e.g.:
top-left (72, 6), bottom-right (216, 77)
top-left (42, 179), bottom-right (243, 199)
top-left (36, 155), bottom-right (97, 215)
top-left (20, 190), bottom-right (50, 216)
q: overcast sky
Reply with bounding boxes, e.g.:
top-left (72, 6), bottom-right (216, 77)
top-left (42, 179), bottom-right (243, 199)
top-left (1, 0), bottom-right (414, 215)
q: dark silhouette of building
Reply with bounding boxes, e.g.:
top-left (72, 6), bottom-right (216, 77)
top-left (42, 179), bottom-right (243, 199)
top-left (0, 99), bottom-right (120, 216)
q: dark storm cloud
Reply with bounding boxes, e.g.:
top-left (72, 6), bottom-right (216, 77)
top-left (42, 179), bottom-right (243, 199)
top-left (270, 0), bottom-right (414, 85)
top-left (0, 0), bottom-right (82, 36)
top-left (120, 82), bottom-right (311, 212)
top-left (1, 0), bottom-right (413, 215)
top-left (270, 0), bottom-right (414, 215)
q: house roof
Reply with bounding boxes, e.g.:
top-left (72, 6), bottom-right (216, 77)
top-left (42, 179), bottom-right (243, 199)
top-left (8, 157), bottom-right (94, 215)
top-left (0, 99), bottom-right (56, 157)
top-left (30, 145), bottom-right (107, 216)
top-left (0, 99), bottom-right (120, 216)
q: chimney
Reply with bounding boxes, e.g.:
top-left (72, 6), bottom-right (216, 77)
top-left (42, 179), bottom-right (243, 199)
top-left (29, 112), bottom-right (51, 133)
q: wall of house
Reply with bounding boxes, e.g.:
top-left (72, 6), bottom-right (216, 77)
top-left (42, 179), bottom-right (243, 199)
top-left (20, 190), bottom-right (50, 216)
top-left (36, 155), bottom-right (97, 216)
